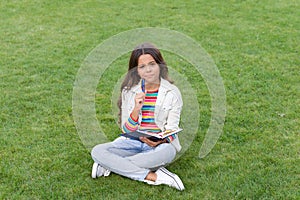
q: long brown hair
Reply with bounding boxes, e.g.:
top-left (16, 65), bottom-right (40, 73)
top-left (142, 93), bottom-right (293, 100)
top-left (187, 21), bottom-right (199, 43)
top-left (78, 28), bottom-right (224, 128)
top-left (117, 42), bottom-right (173, 125)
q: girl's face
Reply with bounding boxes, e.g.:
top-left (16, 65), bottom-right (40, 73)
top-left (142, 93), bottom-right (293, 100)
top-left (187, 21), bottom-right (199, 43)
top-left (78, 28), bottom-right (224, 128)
top-left (137, 54), bottom-right (160, 85)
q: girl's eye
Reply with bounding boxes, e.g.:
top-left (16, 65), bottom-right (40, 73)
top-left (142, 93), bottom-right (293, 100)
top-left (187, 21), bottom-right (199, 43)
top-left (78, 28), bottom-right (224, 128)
top-left (138, 65), bottom-right (145, 69)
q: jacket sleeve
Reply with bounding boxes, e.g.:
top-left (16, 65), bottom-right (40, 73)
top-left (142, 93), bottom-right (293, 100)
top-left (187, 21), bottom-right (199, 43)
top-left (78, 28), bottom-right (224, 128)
top-left (165, 95), bottom-right (182, 129)
top-left (120, 89), bottom-right (130, 128)
top-left (120, 89), bottom-right (139, 133)
top-left (164, 89), bottom-right (183, 141)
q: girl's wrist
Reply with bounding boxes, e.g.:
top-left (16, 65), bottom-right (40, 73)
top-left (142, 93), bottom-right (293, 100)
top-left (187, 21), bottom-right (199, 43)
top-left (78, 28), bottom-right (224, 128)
top-left (130, 112), bottom-right (138, 122)
top-left (130, 109), bottom-right (140, 121)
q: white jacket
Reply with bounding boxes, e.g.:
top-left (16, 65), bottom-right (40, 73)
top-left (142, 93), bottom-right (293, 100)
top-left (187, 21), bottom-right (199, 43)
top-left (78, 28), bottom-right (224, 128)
top-left (121, 78), bottom-right (183, 152)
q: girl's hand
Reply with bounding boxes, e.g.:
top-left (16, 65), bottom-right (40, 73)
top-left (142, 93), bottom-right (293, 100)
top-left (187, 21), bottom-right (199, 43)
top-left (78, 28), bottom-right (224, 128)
top-left (139, 137), bottom-right (167, 147)
top-left (130, 92), bottom-right (145, 120)
top-left (134, 92), bottom-right (145, 111)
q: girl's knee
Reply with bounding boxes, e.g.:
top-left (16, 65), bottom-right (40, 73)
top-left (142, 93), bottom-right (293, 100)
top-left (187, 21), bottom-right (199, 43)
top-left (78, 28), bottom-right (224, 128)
top-left (91, 143), bottom-right (107, 159)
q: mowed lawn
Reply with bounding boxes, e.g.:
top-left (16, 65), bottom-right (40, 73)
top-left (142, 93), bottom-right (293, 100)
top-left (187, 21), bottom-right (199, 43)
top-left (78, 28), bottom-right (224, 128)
top-left (0, 0), bottom-right (299, 199)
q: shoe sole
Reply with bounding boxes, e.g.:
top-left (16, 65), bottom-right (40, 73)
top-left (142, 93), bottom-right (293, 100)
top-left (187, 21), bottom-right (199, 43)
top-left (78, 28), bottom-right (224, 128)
top-left (91, 162), bottom-right (99, 178)
top-left (160, 168), bottom-right (185, 191)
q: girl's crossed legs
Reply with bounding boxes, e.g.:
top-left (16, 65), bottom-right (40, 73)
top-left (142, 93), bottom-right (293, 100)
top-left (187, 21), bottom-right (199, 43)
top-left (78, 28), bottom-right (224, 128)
top-left (91, 136), bottom-right (176, 181)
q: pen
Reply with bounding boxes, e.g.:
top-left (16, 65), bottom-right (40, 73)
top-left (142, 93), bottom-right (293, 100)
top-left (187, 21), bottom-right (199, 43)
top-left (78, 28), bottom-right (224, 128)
top-left (141, 78), bottom-right (145, 93)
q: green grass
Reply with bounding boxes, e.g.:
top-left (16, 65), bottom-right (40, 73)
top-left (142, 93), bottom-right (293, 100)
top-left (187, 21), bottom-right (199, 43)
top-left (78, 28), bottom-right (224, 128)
top-left (1, 0), bottom-right (299, 199)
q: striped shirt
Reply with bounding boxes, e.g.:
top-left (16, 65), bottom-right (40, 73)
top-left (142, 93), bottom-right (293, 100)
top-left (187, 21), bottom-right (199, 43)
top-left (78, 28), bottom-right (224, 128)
top-left (139, 89), bottom-right (160, 132)
top-left (122, 89), bottom-right (176, 142)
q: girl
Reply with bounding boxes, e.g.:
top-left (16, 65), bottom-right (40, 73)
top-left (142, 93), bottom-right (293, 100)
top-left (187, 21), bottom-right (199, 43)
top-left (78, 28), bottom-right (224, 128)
top-left (91, 42), bottom-right (184, 190)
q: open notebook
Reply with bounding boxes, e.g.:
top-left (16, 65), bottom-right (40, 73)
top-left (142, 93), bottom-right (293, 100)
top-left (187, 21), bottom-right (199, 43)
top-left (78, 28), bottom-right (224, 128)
top-left (120, 128), bottom-right (183, 142)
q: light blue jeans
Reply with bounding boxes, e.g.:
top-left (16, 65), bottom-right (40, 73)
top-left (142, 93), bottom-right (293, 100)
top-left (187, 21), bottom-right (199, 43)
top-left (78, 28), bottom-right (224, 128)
top-left (91, 136), bottom-right (177, 181)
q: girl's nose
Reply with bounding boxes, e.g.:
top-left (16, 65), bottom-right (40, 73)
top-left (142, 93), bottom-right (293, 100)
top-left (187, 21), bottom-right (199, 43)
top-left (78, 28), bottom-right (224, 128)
top-left (145, 65), bottom-right (152, 72)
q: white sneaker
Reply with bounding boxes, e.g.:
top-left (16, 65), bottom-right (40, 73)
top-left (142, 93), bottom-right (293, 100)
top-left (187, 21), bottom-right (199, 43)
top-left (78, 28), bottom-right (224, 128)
top-left (154, 167), bottom-right (185, 191)
top-left (91, 162), bottom-right (111, 178)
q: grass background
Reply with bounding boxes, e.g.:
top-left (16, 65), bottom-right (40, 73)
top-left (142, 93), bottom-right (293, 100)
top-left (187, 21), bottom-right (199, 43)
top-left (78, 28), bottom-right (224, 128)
top-left (1, 0), bottom-right (299, 199)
